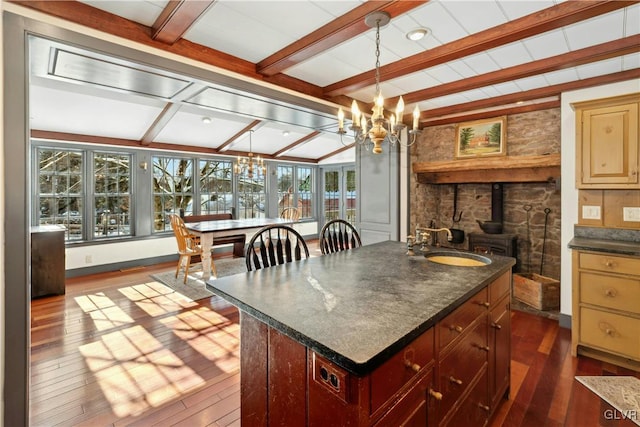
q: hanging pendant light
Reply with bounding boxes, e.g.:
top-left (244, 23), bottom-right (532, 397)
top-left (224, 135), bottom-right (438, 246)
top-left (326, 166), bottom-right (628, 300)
top-left (337, 11), bottom-right (421, 154)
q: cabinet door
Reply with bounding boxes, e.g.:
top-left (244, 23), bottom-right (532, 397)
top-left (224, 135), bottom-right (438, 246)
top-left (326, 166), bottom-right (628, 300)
top-left (374, 367), bottom-right (437, 427)
top-left (489, 295), bottom-right (510, 411)
top-left (578, 101), bottom-right (639, 188)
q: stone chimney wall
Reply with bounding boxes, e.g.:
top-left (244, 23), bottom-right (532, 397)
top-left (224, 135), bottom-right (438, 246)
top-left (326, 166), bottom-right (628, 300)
top-left (410, 108), bottom-right (561, 280)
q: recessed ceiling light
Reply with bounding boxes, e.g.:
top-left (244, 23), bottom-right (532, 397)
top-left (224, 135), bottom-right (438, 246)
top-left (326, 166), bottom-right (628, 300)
top-left (283, 130), bottom-right (290, 137)
top-left (406, 28), bottom-right (429, 41)
top-left (202, 117), bottom-right (212, 124)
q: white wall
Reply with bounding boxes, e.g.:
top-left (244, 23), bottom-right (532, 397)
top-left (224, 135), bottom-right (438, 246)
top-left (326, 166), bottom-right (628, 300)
top-left (560, 79), bottom-right (640, 317)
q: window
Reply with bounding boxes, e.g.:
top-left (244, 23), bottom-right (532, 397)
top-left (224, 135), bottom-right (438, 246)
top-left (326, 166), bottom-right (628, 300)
top-left (93, 152), bottom-right (131, 238)
top-left (36, 148), bottom-right (84, 241)
top-left (198, 159), bottom-right (233, 215)
top-left (276, 165), bottom-right (314, 219)
top-left (153, 156), bottom-right (194, 231)
top-left (236, 164), bottom-right (265, 219)
top-left (322, 166), bottom-right (355, 224)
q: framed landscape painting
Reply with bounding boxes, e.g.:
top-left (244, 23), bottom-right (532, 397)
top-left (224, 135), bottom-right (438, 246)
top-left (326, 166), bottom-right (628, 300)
top-left (455, 116), bottom-right (506, 159)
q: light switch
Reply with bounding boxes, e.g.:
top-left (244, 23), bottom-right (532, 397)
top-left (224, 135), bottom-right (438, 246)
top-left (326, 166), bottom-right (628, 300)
top-left (582, 205), bottom-right (601, 220)
top-left (623, 207), bottom-right (640, 222)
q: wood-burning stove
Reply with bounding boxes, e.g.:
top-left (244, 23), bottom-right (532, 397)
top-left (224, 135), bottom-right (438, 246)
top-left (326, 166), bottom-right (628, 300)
top-left (468, 232), bottom-right (518, 263)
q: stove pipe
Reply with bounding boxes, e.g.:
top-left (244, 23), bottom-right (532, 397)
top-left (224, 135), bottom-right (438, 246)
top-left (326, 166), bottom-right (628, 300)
top-left (491, 183), bottom-right (504, 224)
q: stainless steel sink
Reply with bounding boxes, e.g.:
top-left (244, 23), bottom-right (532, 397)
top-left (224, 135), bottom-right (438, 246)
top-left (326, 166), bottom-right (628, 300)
top-left (424, 252), bottom-right (491, 267)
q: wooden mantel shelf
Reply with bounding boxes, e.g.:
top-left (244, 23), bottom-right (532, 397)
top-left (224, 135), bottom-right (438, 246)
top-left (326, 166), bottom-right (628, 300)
top-left (413, 153), bottom-right (561, 184)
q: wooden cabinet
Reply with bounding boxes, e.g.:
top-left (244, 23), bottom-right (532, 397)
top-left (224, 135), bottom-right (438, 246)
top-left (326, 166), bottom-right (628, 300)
top-left (240, 270), bottom-right (512, 426)
top-left (31, 225), bottom-right (66, 298)
top-left (573, 93), bottom-right (640, 189)
top-left (572, 250), bottom-right (640, 371)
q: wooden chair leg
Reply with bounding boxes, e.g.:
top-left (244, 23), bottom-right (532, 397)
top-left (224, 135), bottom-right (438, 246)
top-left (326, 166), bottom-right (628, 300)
top-left (175, 255), bottom-right (183, 279)
top-left (183, 255), bottom-right (191, 284)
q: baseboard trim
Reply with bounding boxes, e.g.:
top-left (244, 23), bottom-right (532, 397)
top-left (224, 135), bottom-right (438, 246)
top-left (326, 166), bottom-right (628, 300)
top-left (559, 313), bottom-right (571, 329)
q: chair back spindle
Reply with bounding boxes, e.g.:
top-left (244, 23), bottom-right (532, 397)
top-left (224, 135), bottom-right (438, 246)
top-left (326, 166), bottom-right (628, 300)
top-left (246, 224), bottom-right (310, 271)
top-left (320, 219), bottom-right (362, 255)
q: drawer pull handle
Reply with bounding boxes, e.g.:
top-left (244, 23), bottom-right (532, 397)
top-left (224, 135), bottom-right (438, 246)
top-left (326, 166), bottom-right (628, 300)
top-left (479, 345), bottom-right (490, 352)
top-left (478, 403), bottom-right (490, 412)
top-left (477, 301), bottom-right (490, 308)
top-left (450, 325), bottom-right (463, 333)
top-left (599, 322), bottom-right (617, 337)
top-left (604, 260), bottom-right (614, 268)
top-left (405, 361), bottom-right (421, 373)
top-left (491, 323), bottom-right (502, 330)
top-left (429, 389), bottom-right (443, 401)
top-left (605, 289), bottom-right (617, 297)
top-left (449, 376), bottom-right (463, 385)
top-left (606, 328), bottom-right (615, 336)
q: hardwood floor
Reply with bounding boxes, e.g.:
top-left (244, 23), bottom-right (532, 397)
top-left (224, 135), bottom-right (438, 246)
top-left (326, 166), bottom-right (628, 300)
top-left (30, 254), bottom-right (639, 426)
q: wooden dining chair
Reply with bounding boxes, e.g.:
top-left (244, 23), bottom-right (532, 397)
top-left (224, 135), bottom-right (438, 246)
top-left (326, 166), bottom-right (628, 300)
top-left (245, 224), bottom-right (310, 271)
top-left (280, 206), bottom-right (301, 222)
top-left (319, 219), bottom-right (362, 255)
top-left (169, 214), bottom-right (215, 283)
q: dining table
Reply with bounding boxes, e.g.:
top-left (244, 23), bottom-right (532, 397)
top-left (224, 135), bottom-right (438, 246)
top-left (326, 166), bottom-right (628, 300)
top-left (184, 217), bottom-right (291, 279)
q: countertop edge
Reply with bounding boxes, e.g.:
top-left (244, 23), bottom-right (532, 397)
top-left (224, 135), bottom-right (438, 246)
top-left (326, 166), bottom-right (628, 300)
top-left (568, 237), bottom-right (640, 256)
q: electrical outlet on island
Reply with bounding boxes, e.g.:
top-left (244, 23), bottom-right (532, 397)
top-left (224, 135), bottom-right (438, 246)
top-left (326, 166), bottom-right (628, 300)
top-left (623, 207), bottom-right (640, 222)
top-left (582, 205), bottom-right (601, 220)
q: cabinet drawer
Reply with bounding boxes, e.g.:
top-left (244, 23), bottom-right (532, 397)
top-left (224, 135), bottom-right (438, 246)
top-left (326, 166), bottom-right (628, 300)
top-left (438, 288), bottom-right (488, 351)
top-left (580, 307), bottom-right (640, 360)
top-left (441, 370), bottom-right (489, 427)
top-left (370, 328), bottom-right (434, 413)
top-left (579, 253), bottom-right (640, 277)
top-left (489, 272), bottom-right (510, 306)
top-left (580, 272), bottom-right (640, 314)
top-left (438, 319), bottom-right (488, 419)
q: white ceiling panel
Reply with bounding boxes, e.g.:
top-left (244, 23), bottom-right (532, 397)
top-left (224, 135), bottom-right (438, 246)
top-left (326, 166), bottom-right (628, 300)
top-left (520, 30), bottom-right (570, 60)
top-left (155, 108), bottom-right (253, 148)
top-left (439, 1), bottom-right (508, 35)
top-left (79, 0), bottom-right (166, 27)
top-left (461, 52), bottom-right (501, 76)
top-left (30, 86), bottom-right (163, 140)
top-left (512, 75), bottom-right (551, 92)
top-left (487, 41), bottom-right (533, 69)
top-left (625, 4), bottom-right (640, 35)
top-left (542, 68), bottom-right (580, 86)
top-left (563, 10), bottom-right (625, 50)
top-left (409, 1), bottom-right (468, 45)
top-left (575, 57), bottom-right (624, 80)
top-left (284, 134), bottom-right (345, 159)
top-left (490, 81), bottom-right (525, 96)
top-left (623, 53), bottom-right (640, 70)
top-left (497, 1), bottom-right (555, 20)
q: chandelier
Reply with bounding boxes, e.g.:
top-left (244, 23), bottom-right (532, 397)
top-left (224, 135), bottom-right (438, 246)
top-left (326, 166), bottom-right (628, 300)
top-left (234, 130), bottom-right (265, 179)
top-left (337, 11), bottom-right (421, 154)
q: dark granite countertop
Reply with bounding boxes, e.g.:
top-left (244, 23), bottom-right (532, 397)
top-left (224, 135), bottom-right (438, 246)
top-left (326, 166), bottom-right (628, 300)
top-left (206, 241), bottom-right (515, 376)
top-left (568, 237), bottom-right (640, 256)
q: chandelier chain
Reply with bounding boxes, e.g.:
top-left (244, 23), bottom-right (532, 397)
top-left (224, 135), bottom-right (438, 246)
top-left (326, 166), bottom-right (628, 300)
top-left (374, 18), bottom-right (381, 96)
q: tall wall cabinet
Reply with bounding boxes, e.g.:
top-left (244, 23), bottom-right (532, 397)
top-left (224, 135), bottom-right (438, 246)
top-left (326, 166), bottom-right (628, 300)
top-left (573, 93), bottom-right (639, 189)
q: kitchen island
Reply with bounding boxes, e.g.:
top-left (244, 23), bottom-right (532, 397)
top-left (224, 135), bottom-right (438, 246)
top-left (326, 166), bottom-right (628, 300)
top-left (206, 241), bottom-right (515, 426)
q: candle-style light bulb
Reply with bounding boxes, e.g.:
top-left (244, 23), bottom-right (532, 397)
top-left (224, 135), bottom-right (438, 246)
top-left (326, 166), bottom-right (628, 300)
top-left (396, 96), bottom-right (405, 119)
top-left (374, 93), bottom-right (384, 118)
top-left (390, 113), bottom-right (396, 130)
top-left (412, 105), bottom-right (420, 130)
top-left (337, 108), bottom-right (344, 131)
top-left (361, 115), bottom-right (367, 135)
top-left (351, 100), bottom-right (361, 128)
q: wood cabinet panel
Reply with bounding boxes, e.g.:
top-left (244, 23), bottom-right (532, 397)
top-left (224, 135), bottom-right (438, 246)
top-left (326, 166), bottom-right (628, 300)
top-left (489, 294), bottom-right (511, 411)
top-left (579, 252), bottom-right (640, 276)
top-left (371, 327), bottom-right (434, 413)
top-left (574, 93), bottom-right (639, 189)
top-left (441, 370), bottom-right (489, 427)
top-left (373, 368), bottom-right (435, 427)
top-left (489, 272), bottom-right (510, 306)
top-left (31, 226), bottom-right (66, 298)
top-left (579, 307), bottom-right (640, 360)
top-left (580, 272), bottom-right (640, 314)
top-left (438, 288), bottom-right (488, 352)
top-left (438, 318), bottom-right (488, 420)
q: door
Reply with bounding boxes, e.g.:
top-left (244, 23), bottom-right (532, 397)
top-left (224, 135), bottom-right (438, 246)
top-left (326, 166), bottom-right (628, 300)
top-left (321, 166), bottom-right (356, 225)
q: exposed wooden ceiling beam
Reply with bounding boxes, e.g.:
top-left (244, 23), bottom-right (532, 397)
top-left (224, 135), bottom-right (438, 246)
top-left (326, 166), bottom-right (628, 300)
top-left (256, 1), bottom-right (427, 77)
top-left (152, 0), bottom-right (215, 44)
top-left (316, 144), bottom-right (354, 163)
top-left (322, 0), bottom-right (635, 97)
top-left (273, 131), bottom-right (321, 157)
top-left (216, 120), bottom-right (263, 152)
top-left (393, 34), bottom-right (640, 107)
top-left (419, 69), bottom-right (640, 124)
top-left (422, 100), bottom-right (561, 127)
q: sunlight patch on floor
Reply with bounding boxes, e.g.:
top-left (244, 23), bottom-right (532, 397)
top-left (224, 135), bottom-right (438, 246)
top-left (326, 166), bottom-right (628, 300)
top-left (118, 281), bottom-right (198, 317)
top-left (160, 307), bottom-right (240, 371)
top-left (79, 325), bottom-right (206, 417)
top-left (74, 293), bottom-right (134, 331)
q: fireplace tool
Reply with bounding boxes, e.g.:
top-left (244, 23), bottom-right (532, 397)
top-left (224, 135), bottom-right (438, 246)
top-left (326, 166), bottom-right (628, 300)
top-left (540, 208), bottom-right (551, 275)
top-left (523, 204), bottom-right (532, 272)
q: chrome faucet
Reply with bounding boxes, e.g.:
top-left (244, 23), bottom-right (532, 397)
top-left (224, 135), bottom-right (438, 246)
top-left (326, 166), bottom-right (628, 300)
top-left (413, 226), bottom-right (453, 252)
